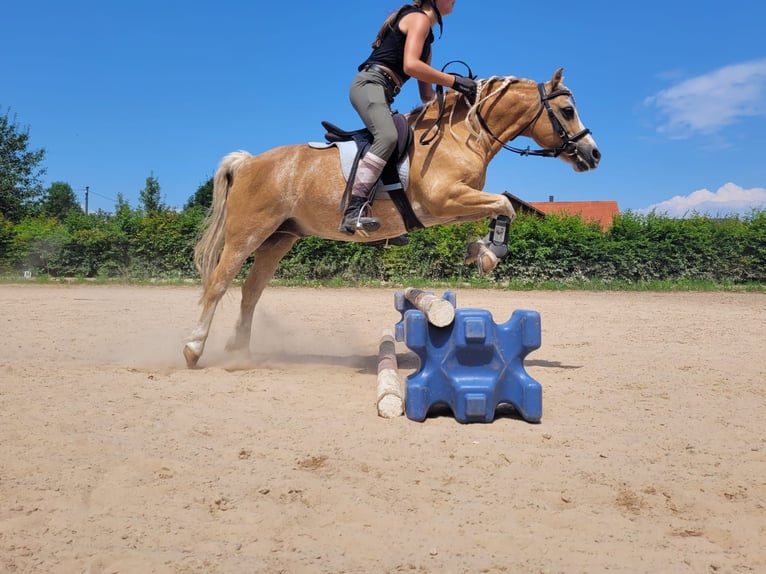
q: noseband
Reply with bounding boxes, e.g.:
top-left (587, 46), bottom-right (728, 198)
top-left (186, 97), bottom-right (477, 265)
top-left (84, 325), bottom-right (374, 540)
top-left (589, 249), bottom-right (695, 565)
top-left (478, 82), bottom-right (591, 160)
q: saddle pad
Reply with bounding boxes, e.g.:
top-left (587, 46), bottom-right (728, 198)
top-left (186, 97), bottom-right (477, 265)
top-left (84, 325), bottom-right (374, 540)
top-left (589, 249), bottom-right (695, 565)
top-left (308, 140), bottom-right (410, 195)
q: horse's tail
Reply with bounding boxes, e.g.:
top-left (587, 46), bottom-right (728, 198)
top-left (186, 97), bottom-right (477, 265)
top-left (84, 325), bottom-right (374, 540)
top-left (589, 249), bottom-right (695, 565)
top-left (194, 150), bottom-right (252, 292)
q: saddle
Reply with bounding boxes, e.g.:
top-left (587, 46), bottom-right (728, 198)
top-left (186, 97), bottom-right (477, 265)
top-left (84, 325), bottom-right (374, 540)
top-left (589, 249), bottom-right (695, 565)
top-left (321, 112), bottom-right (424, 232)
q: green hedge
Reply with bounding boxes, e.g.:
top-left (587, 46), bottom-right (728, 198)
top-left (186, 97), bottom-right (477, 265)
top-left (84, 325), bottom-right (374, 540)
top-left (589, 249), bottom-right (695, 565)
top-left (1, 208), bottom-right (764, 285)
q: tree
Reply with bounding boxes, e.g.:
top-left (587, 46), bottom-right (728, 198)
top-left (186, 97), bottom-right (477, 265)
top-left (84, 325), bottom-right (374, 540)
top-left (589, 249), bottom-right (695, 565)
top-left (184, 176), bottom-right (213, 211)
top-left (0, 214), bottom-right (14, 270)
top-left (0, 107), bottom-right (46, 222)
top-left (10, 215), bottom-right (68, 274)
top-left (38, 181), bottom-right (83, 220)
top-left (139, 173), bottom-right (164, 214)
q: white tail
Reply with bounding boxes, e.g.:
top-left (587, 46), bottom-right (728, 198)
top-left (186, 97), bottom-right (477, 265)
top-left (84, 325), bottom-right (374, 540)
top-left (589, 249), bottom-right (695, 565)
top-left (193, 151), bottom-right (252, 291)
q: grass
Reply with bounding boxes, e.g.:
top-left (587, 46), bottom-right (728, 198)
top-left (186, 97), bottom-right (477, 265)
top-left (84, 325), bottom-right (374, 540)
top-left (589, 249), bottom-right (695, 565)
top-left (3, 273), bottom-right (763, 293)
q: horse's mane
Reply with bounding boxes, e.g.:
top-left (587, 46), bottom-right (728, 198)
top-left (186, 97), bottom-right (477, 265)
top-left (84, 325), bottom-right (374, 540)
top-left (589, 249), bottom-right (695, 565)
top-left (409, 76), bottom-right (521, 153)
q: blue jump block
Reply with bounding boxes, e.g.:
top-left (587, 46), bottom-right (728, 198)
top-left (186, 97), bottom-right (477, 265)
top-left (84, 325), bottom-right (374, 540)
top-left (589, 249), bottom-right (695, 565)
top-left (394, 290), bottom-right (456, 342)
top-left (402, 307), bottom-right (543, 423)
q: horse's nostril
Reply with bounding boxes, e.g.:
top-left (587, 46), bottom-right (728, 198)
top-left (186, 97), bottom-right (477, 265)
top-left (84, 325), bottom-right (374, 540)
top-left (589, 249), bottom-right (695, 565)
top-left (592, 148), bottom-right (602, 161)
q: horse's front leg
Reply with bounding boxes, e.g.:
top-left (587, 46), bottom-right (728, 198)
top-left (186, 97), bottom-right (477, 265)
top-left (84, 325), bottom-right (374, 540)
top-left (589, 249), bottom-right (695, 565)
top-left (422, 186), bottom-right (517, 276)
top-left (464, 199), bottom-right (517, 275)
top-left (464, 237), bottom-right (502, 277)
top-left (423, 184), bottom-right (517, 222)
top-left (225, 233), bottom-right (299, 355)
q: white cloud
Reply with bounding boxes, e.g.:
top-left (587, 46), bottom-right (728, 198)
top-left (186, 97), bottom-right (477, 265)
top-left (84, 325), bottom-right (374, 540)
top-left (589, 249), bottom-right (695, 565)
top-left (639, 183), bottom-right (766, 217)
top-left (645, 58), bottom-right (766, 138)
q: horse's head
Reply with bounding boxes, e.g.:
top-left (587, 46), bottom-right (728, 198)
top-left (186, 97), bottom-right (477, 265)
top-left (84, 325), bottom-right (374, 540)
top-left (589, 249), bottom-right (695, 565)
top-left (526, 68), bottom-right (600, 172)
top-left (466, 69), bottom-right (600, 172)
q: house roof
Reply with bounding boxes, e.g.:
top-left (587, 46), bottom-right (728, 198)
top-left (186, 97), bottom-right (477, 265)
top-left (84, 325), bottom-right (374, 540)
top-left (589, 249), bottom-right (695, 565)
top-left (502, 192), bottom-right (547, 218)
top-left (528, 200), bottom-right (620, 231)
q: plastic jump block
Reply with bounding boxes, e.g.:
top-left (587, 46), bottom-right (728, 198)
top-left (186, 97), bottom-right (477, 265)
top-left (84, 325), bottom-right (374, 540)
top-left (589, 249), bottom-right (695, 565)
top-left (394, 290), bottom-right (456, 342)
top-left (402, 307), bottom-right (543, 423)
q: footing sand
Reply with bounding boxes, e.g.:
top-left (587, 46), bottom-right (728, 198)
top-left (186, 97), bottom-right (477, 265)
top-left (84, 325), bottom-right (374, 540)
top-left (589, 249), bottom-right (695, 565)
top-left (1, 285), bottom-right (764, 573)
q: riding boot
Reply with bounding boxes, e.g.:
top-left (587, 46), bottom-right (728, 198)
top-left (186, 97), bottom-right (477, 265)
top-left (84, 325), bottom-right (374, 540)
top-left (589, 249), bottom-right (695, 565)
top-left (339, 152), bottom-right (386, 234)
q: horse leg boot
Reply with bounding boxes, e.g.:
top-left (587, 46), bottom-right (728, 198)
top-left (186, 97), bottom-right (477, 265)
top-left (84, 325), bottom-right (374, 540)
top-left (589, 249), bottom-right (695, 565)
top-left (339, 152), bottom-right (386, 235)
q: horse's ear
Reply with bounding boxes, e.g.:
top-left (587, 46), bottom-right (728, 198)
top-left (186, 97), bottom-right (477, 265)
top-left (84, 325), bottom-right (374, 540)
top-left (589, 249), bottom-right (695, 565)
top-left (551, 67), bottom-right (564, 89)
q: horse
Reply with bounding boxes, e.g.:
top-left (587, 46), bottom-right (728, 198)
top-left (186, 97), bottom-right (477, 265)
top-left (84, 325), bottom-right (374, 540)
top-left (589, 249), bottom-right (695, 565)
top-left (183, 68), bottom-right (600, 368)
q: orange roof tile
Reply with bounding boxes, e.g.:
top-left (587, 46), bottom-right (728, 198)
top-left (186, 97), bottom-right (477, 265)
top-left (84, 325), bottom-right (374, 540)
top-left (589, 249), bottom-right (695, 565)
top-left (528, 200), bottom-right (619, 231)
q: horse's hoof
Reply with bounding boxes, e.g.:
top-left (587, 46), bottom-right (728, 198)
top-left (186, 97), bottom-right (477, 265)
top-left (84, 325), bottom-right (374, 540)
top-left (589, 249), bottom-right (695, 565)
top-left (464, 241), bottom-right (482, 264)
top-left (183, 345), bottom-right (200, 369)
top-left (477, 249), bottom-right (498, 277)
top-left (225, 337), bottom-right (251, 359)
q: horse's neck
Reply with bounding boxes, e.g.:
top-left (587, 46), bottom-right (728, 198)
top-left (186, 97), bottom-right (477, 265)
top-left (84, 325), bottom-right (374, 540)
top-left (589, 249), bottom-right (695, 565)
top-left (475, 78), bottom-right (541, 157)
top-left (409, 95), bottom-right (488, 165)
top-left (410, 80), bottom-right (540, 162)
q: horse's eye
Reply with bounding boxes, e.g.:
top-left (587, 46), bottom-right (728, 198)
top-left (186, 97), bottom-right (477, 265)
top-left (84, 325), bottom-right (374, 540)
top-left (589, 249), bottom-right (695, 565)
top-left (561, 106), bottom-right (575, 120)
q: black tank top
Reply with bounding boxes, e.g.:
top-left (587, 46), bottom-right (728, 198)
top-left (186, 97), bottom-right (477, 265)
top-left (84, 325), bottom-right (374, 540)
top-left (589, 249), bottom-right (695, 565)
top-left (359, 6), bottom-right (434, 85)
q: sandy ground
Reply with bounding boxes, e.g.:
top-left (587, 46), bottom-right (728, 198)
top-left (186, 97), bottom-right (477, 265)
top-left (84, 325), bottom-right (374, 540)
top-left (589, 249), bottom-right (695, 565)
top-left (0, 284), bottom-right (764, 574)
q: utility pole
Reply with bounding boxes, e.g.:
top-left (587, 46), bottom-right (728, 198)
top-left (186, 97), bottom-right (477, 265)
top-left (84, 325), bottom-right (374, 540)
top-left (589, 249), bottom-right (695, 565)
top-left (85, 186), bottom-right (89, 215)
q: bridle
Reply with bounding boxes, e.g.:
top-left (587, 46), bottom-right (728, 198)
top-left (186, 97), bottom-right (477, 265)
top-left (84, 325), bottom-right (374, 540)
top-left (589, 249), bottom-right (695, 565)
top-left (477, 81), bottom-right (592, 160)
top-left (418, 63), bottom-right (592, 163)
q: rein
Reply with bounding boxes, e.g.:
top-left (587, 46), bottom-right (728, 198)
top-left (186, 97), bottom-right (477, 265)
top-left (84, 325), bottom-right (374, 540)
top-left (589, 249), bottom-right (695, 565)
top-left (418, 87), bottom-right (446, 145)
top-left (419, 60), bottom-right (474, 146)
top-left (477, 82), bottom-right (591, 159)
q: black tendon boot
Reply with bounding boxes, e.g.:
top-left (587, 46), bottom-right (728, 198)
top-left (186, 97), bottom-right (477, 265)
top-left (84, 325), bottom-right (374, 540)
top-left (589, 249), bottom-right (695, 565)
top-left (339, 195), bottom-right (381, 234)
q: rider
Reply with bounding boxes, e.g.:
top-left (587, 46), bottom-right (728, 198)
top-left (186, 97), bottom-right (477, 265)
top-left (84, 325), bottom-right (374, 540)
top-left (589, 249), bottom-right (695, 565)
top-left (340, 0), bottom-right (477, 235)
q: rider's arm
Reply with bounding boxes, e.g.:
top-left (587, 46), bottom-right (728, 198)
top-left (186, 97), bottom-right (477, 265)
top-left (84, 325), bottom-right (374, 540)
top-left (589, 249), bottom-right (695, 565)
top-left (418, 53), bottom-right (436, 103)
top-left (400, 12), bottom-right (454, 88)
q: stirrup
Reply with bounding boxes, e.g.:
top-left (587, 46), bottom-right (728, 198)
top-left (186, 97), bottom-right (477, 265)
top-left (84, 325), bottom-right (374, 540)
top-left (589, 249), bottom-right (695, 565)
top-left (339, 197), bottom-right (381, 235)
top-left (345, 215), bottom-right (381, 236)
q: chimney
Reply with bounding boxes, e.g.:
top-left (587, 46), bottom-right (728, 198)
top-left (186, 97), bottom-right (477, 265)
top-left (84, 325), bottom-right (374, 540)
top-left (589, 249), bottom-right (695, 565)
top-left (549, 195), bottom-right (554, 202)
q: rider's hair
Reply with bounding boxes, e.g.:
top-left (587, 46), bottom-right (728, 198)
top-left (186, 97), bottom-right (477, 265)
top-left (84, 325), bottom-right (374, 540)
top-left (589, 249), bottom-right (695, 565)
top-left (371, 1), bottom-right (439, 49)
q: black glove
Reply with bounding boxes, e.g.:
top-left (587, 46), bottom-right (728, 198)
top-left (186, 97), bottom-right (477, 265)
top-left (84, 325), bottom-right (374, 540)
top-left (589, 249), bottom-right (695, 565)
top-left (452, 74), bottom-right (477, 100)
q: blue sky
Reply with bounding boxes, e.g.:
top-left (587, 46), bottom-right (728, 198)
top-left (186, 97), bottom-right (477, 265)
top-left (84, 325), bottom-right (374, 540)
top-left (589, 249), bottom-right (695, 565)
top-left (3, 1), bottom-right (765, 217)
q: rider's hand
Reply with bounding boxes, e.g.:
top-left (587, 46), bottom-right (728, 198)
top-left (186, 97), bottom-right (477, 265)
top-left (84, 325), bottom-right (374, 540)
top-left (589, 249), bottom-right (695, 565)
top-left (451, 75), bottom-right (477, 101)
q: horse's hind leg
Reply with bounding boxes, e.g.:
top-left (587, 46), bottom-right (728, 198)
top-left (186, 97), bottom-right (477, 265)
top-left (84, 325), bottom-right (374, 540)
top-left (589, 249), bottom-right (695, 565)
top-left (183, 241), bottom-right (255, 368)
top-left (225, 232), bottom-right (299, 355)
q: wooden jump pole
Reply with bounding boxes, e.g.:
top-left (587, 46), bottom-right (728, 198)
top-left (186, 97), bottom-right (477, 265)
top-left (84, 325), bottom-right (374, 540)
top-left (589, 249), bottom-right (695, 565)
top-left (376, 329), bottom-right (403, 418)
top-left (404, 287), bottom-right (455, 327)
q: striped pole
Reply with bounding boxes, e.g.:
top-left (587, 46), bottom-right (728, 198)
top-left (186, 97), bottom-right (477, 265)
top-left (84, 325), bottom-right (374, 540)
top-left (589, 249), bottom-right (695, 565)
top-left (376, 329), bottom-right (403, 418)
top-left (403, 287), bottom-right (455, 327)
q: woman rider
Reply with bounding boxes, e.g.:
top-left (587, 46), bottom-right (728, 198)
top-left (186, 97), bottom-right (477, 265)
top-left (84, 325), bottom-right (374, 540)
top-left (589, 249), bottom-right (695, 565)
top-left (340, 0), bottom-right (477, 234)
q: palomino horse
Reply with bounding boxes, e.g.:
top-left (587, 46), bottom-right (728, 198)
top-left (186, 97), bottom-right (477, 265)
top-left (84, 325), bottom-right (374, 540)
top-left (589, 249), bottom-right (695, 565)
top-left (183, 68), bottom-right (600, 368)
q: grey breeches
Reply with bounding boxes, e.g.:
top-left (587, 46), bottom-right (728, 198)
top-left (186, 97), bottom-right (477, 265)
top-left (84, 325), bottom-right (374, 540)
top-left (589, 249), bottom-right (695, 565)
top-left (349, 69), bottom-right (399, 161)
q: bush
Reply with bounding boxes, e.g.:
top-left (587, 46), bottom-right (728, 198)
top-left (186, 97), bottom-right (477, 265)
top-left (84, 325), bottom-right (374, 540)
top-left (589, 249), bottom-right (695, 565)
top-left (1, 206), bottom-right (763, 286)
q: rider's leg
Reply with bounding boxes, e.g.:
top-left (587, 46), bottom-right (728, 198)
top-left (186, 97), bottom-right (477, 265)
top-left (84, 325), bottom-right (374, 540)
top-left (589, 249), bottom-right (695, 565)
top-left (340, 151), bottom-right (387, 233)
top-left (342, 74), bottom-right (399, 234)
